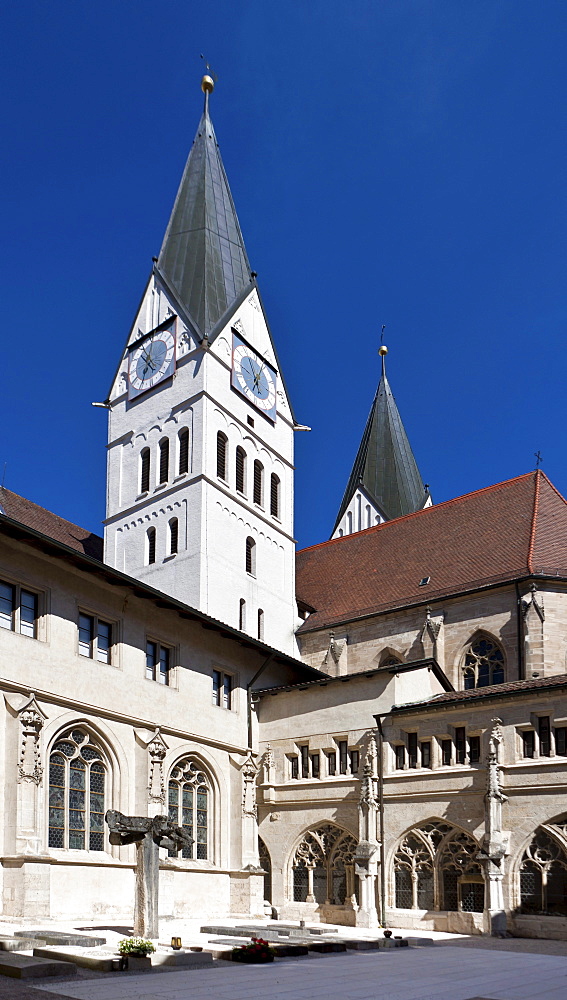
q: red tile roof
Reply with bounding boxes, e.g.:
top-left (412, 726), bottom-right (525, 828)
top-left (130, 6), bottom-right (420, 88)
top-left (0, 487), bottom-right (104, 561)
top-left (391, 672), bottom-right (567, 714)
top-left (296, 472), bottom-right (567, 633)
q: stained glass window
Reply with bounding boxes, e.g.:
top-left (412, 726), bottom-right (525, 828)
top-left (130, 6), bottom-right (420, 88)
top-left (167, 759), bottom-right (210, 861)
top-left (48, 730), bottom-right (105, 851)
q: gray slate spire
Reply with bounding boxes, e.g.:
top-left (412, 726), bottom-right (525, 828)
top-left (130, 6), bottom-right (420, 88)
top-left (333, 355), bottom-right (430, 534)
top-left (157, 95), bottom-right (252, 339)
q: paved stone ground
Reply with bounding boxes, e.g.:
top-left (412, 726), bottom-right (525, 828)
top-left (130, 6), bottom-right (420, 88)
top-left (15, 942), bottom-right (566, 1000)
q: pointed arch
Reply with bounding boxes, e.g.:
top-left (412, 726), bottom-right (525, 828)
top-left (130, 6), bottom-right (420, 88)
top-left (258, 837), bottom-right (272, 903)
top-left (459, 631), bottom-right (505, 689)
top-left (391, 818), bottom-right (483, 913)
top-left (289, 822), bottom-right (358, 906)
top-left (164, 749), bottom-right (223, 865)
top-left (515, 816), bottom-right (567, 916)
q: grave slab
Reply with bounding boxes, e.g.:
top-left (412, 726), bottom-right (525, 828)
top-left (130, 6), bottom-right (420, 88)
top-left (0, 953), bottom-right (77, 979)
top-left (15, 930), bottom-right (106, 947)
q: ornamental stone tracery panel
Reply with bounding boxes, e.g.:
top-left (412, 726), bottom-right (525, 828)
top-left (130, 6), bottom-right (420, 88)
top-left (291, 824), bottom-right (358, 906)
top-left (393, 821), bottom-right (484, 913)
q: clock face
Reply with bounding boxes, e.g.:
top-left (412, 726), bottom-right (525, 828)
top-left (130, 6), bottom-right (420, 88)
top-left (128, 322), bottom-right (176, 399)
top-left (231, 333), bottom-right (277, 421)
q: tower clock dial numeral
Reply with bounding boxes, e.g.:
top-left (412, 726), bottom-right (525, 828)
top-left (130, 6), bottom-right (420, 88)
top-left (231, 333), bottom-right (277, 421)
top-left (128, 325), bottom-right (176, 398)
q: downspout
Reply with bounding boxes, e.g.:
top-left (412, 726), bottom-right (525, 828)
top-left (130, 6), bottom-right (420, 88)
top-left (246, 653), bottom-right (274, 751)
top-left (374, 713), bottom-right (387, 928)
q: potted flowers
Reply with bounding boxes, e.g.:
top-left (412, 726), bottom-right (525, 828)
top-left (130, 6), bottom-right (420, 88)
top-left (231, 936), bottom-right (275, 964)
top-left (118, 937), bottom-right (156, 970)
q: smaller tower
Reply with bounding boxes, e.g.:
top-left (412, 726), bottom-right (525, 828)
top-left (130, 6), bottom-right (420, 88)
top-left (332, 345), bottom-right (430, 538)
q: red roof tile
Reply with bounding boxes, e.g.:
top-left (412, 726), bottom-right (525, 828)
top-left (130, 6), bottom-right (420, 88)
top-left (0, 487), bottom-right (103, 561)
top-left (296, 472), bottom-right (567, 632)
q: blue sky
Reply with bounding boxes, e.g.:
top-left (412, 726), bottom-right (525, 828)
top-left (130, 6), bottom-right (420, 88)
top-left (2, 1), bottom-right (566, 549)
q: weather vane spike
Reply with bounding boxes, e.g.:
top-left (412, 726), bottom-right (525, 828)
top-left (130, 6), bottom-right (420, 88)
top-left (534, 450), bottom-right (543, 470)
top-left (378, 325), bottom-right (388, 373)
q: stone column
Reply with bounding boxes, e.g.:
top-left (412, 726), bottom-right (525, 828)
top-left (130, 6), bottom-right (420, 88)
top-left (16, 696), bottom-right (46, 855)
top-left (478, 719), bottom-right (509, 937)
top-left (522, 583), bottom-right (545, 679)
top-left (354, 738), bottom-right (379, 928)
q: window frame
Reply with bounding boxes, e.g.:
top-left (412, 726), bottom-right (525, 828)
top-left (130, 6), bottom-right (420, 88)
top-left (212, 668), bottom-right (233, 710)
top-left (245, 536), bottom-right (256, 576)
top-left (140, 448), bottom-right (151, 494)
top-left (159, 438), bottom-right (170, 485)
top-left (169, 517), bottom-right (179, 556)
top-left (147, 526), bottom-right (157, 565)
top-left (78, 610), bottom-right (115, 664)
top-left (216, 431), bottom-right (228, 481)
top-left (0, 578), bottom-right (41, 639)
top-left (178, 427), bottom-right (189, 476)
top-left (145, 638), bottom-right (173, 685)
top-left (270, 473), bottom-right (281, 518)
top-left (48, 729), bottom-right (107, 853)
top-left (235, 446), bottom-right (247, 495)
top-left (253, 460), bottom-right (264, 507)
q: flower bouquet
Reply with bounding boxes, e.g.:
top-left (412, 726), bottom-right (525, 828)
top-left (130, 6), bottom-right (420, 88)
top-left (231, 936), bottom-right (275, 963)
top-left (118, 937), bottom-right (156, 956)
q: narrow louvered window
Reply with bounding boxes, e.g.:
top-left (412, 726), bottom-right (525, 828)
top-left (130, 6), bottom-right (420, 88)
top-left (253, 461), bottom-right (264, 506)
top-left (178, 428), bottom-right (189, 475)
top-left (270, 473), bottom-right (280, 517)
top-left (140, 449), bottom-right (150, 493)
top-left (245, 537), bottom-right (256, 575)
top-left (147, 527), bottom-right (156, 565)
top-left (257, 608), bottom-right (264, 641)
top-left (216, 432), bottom-right (227, 480)
top-left (236, 447), bottom-right (246, 494)
top-left (239, 599), bottom-right (246, 630)
top-left (159, 439), bottom-right (169, 484)
top-left (169, 518), bottom-right (178, 555)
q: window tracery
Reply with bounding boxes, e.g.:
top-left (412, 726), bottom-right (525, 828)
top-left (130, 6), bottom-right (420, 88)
top-left (462, 636), bottom-right (505, 689)
top-left (393, 821), bottom-right (483, 913)
top-left (292, 824), bottom-right (357, 905)
top-left (48, 729), bottom-right (106, 851)
top-left (520, 827), bottom-right (567, 916)
top-left (167, 758), bottom-right (211, 861)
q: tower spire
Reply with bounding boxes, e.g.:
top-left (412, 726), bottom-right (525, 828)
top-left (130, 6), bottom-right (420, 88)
top-left (156, 75), bottom-right (253, 340)
top-left (332, 343), bottom-right (431, 537)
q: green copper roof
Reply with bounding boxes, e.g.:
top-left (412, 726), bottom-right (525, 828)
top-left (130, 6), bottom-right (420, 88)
top-left (157, 100), bottom-right (252, 338)
top-left (333, 359), bottom-right (430, 533)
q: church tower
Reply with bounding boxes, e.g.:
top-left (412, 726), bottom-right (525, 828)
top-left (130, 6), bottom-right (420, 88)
top-left (103, 77), bottom-right (298, 655)
top-left (332, 345), bottom-right (430, 538)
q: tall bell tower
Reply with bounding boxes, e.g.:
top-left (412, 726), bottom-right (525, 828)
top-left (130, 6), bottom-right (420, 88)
top-left (103, 77), bottom-right (299, 655)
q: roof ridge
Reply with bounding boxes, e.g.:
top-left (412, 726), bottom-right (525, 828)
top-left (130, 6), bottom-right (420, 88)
top-left (538, 469), bottom-right (567, 505)
top-left (299, 471), bottom-right (537, 556)
top-left (527, 469), bottom-right (541, 574)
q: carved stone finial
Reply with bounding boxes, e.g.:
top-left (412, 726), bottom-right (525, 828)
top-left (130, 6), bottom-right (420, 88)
top-left (241, 751), bottom-right (260, 817)
top-left (147, 728), bottom-right (169, 804)
top-left (18, 695), bottom-right (46, 784)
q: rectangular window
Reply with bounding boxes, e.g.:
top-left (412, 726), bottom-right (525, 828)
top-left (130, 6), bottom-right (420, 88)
top-left (555, 727), bottom-right (567, 757)
top-left (338, 740), bottom-right (348, 775)
top-left (522, 730), bottom-right (535, 759)
top-left (407, 733), bottom-right (418, 769)
top-left (421, 741), bottom-right (431, 768)
top-left (539, 716), bottom-right (551, 757)
top-left (311, 753), bottom-right (320, 778)
top-left (455, 727), bottom-right (466, 765)
top-left (212, 669), bottom-right (232, 708)
top-left (327, 751), bottom-right (336, 776)
top-left (290, 756), bottom-right (299, 780)
top-left (146, 640), bottom-right (170, 685)
top-left (395, 745), bottom-right (405, 770)
top-left (0, 580), bottom-right (39, 638)
top-left (350, 749), bottom-right (360, 774)
top-left (442, 739), bottom-right (452, 766)
top-left (300, 745), bottom-right (309, 778)
top-left (79, 613), bottom-right (112, 663)
top-left (469, 735), bottom-right (481, 764)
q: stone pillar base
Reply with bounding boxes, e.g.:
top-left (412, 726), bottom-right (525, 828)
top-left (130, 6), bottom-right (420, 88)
top-left (229, 871), bottom-right (264, 918)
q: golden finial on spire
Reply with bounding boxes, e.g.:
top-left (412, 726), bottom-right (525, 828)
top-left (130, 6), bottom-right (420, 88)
top-left (379, 324), bottom-right (388, 357)
top-left (201, 74), bottom-right (214, 94)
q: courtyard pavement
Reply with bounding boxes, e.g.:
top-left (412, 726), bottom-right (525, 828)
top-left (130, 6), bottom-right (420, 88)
top-left (31, 944), bottom-right (567, 1000)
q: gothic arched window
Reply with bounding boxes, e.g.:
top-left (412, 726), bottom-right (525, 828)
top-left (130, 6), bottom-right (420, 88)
top-left (167, 759), bottom-right (211, 861)
top-left (393, 821), bottom-right (483, 913)
top-left (520, 829), bottom-right (567, 916)
top-left (292, 824), bottom-right (357, 906)
top-left (462, 637), bottom-right (505, 689)
top-left (49, 729), bottom-right (106, 851)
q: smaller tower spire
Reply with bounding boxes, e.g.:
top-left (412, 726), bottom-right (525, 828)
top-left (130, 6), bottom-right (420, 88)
top-left (332, 342), bottom-right (431, 538)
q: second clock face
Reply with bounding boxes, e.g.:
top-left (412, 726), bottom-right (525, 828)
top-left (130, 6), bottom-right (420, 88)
top-left (128, 324), bottom-right (176, 399)
top-left (231, 333), bottom-right (277, 421)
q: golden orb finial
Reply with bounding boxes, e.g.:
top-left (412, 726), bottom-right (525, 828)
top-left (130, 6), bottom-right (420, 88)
top-left (201, 74), bottom-right (215, 94)
top-left (378, 345), bottom-right (388, 356)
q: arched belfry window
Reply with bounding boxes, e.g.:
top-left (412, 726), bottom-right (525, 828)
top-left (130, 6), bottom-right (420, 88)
top-left (393, 820), bottom-right (484, 913)
top-left (462, 636), bottom-right (505, 689)
top-left (159, 438), bottom-right (169, 484)
top-left (520, 826), bottom-right (567, 916)
top-left (292, 824), bottom-right (358, 905)
top-left (169, 518), bottom-right (178, 555)
top-left (167, 759), bottom-right (211, 861)
top-left (140, 448), bottom-right (150, 493)
top-left (48, 729), bottom-right (106, 851)
top-left (236, 447), bottom-right (246, 494)
top-left (270, 474), bottom-right (280, 518)
top-left (246, 537), bottom-right (256, 576)
top-left (147, 526), bottom-right (156, 565)
top-left (178, 428), bottom-right (189, 475)
top-left (216, 432), bottom-right (227, 480)
top-left (253, 461), bottom-right (264, 506)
